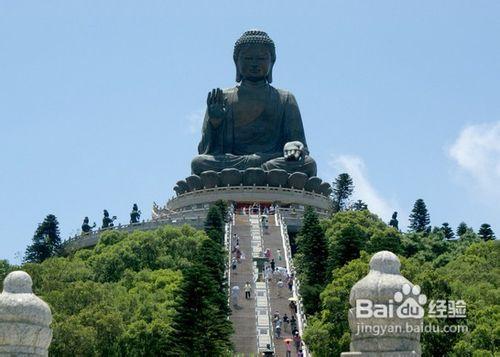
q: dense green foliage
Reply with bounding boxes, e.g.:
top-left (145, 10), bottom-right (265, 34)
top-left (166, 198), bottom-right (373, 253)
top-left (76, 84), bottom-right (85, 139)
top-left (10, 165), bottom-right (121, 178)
top-left (1, 225), bottom-right (233, 356)
top-left (297, 210), bottom-right (500, 357)
top-left (323, 210), bottom-right (402, 273)
top-left (24, 214), bottom-right (62, 263)
top-left (0, 260), bottom-right (13, 279)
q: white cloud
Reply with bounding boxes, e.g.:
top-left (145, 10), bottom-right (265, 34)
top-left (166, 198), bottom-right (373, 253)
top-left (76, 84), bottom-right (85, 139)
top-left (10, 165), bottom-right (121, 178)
top-left (187, 109), bottom-right (205, 134)
top-left (449, 121), bottom-right (500, 197)
top-left (329, 154), bottom-right (397, 221)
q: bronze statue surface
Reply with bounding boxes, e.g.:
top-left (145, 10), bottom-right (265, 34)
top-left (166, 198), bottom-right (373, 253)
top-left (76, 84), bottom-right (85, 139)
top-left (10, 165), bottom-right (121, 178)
top-left (191, 30), bottom-right (317, 177)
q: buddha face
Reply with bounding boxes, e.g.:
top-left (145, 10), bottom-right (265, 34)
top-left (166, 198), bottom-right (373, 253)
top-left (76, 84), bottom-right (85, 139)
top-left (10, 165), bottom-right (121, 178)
top-left (236, 44), bottom-right (273, 82)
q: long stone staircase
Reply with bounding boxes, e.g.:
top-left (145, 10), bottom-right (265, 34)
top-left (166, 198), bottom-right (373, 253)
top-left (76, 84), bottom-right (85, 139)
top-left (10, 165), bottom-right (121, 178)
top-left (228, 211), bottom-right (308, 356)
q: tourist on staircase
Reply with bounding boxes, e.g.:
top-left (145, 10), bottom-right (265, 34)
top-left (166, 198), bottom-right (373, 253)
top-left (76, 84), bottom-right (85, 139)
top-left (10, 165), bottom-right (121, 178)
top-left (282, 313), bottom-right (289, 332)
top-left (276, 278), bottom-right (284, 297)
top-left (275, 318), bottom-right (282, 339)
top-left (244, 281), bottom-right (252, 299)
top-left (293, 331), bottom-right (302, 352)
top-left (231, 284), bottom-right (240, 307)
top-left (290, 315), bottom-right (297, 334)
top-left (231, 257), bottom-right (238, 275)
top-left (285, 339), bottom-right (292, 357)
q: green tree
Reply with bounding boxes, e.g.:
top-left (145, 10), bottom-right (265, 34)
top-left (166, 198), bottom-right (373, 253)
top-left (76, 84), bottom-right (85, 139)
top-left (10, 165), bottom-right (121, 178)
top-left (478, 223), bottom-right (495, 241)
top-left (440, 222), bottom-right (455, 240)
top-left (350, 199), bottom-right (368, 211)
top-left (170, 264), bottom-right (233, 356)
top-left (0, 260), bottom-right (12, 283)
top-left (214, 200), bottom-right (229, 222)
top-left (323, 210), bottom-right (392, 273)
top-left (328, 224), bottom-right (366, 271)
top-left (367, 228), bottom-right (402, 254)
top-left (456, 222), bottom-right (469, 237)
top-left (196, 238), bottom-right (230, 316)
top-left (408, 199), bottom-right (430, 233)
top-left (24, 214), bottom-right (62, 263)
top-left (332, 173), bottom-right (354, 213)
top-left (204, 205), bottom-right (225, 245)
top-left (295, 206), bottom-right (329, 314)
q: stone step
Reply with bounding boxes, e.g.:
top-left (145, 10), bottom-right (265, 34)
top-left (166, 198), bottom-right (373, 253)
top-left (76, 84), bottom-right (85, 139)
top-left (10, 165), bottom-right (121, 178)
top-left (230, 213), bottom-right (303, 356)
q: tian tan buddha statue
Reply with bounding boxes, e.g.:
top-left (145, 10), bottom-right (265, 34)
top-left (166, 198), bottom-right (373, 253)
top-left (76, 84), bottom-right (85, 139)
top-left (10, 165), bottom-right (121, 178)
top-left (191, 30), bottom-right (317, 177)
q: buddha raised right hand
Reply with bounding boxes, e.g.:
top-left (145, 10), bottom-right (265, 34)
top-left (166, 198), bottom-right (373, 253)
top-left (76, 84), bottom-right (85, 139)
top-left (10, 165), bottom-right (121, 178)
top-left (207, 88), bottom-right (227, 128)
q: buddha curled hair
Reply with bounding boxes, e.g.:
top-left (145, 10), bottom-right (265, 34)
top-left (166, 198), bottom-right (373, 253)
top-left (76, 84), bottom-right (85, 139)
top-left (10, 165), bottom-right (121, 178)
top-left (233, 30), bottom-right (276, 83)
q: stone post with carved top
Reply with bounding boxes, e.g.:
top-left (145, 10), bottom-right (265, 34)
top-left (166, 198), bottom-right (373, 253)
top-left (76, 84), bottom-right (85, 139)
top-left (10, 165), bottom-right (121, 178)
top-left (0, 271), bottom-right (52, 356)
top-left (341, 251), bottom-right (423, 357)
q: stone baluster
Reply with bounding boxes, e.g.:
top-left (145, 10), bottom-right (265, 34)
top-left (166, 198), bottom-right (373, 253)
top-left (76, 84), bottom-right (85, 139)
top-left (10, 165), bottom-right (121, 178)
top-left (0, 271), bottom-right (52, 356)
top-left (342, 251), bottom-right (423, 357)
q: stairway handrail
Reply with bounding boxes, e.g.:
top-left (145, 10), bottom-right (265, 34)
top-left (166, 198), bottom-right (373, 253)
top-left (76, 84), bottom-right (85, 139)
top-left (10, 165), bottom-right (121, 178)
top-left (225, 211), bottom-right (233, 310)
top-left (276, 209), bottom-right (310, 357)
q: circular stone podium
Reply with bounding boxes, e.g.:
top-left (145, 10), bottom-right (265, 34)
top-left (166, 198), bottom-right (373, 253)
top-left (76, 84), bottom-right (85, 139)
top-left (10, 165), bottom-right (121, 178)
top-left (154, 169), bottom-right (333, 229)
top-left (166, 185), bottom-right (331, 212)
top-left (153, 184), bottom-right (332, 233)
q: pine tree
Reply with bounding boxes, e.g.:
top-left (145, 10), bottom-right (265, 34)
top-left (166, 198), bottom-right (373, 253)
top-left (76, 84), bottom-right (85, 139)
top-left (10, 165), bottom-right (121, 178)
top-left (441, 222), bottom-right (455, 240)
top-left (296, 206), bottom-right (328, 314)
top-left (456, 222), bottom-right (469, 237)
top-left (197, 238), bottom-right (226, 285)
top-left (351, 200), bottom-right (368, 211)
top-left (214, 200), bottom-right (228, 222)
top-left (24, 214), bottom-right (61, 263)
top-left (408, 199), bottom-right (430, 233)
top-left (170, 264), bottom-right (233, 356)
top-left (332, 173), bottom-right (354, 213)
top-left (297, 206), bottom-right (328, 285)
top-left (478, 223), bottom-right (495, 241)
top-left (204, 205), bottom-right (224, 245)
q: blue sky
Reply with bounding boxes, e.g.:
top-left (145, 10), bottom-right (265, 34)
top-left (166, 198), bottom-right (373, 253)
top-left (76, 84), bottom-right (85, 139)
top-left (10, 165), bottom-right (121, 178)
top-left (1, 1), bottom-right (499, 263)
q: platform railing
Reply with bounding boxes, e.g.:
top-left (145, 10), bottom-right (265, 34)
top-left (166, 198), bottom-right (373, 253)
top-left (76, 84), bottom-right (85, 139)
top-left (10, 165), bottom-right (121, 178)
top-left (64, 208), bottom-right (210, 251)
top-left (224, 211), bottom-right (233, 310)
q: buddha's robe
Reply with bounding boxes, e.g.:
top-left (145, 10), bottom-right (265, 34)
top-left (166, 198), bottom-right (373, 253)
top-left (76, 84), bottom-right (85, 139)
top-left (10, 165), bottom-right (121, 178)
top-left (191, 82), bottom-right (317, 177)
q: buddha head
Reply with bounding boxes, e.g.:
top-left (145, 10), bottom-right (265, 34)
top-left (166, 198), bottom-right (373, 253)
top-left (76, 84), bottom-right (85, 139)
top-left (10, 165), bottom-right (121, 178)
top-left (233, 30), bottom-right (276, 83)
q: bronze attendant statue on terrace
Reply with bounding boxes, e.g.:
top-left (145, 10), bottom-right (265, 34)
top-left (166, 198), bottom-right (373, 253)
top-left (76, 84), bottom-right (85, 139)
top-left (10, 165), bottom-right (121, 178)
top-left (191, 30), bottom-right (317, 177)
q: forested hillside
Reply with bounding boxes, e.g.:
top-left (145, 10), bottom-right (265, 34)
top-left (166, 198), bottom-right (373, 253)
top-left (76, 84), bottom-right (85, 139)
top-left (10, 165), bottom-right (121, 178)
top-left (296, 209), bottom-right (499, 357)
top-left (1, 224), bottom-right (233, 356)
